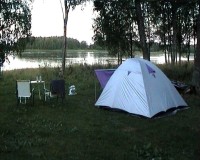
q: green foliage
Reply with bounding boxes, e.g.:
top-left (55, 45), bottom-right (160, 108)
top-left (64, 0), bottom-right (89, 9)
top-left (25, 37), bottom-right (102, 50)
top-left (0, 0), bottom-right (32, 63)
top-left (93, 0), bottom-right (136, 57)
top-left (158, 62), bottom-right (194, 83)
top-left (93, 0), bottom-right (198, 63)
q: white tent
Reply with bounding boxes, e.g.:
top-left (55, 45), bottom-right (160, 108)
top-left (95, 58), bottom-right (188, 118)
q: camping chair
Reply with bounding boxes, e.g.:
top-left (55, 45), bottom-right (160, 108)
top-left (16, 80), bottom-right (35, 106)
top-left (44, 79), bottom-right (65, 102)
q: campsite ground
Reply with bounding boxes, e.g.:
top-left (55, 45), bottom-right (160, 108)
top-left (0, 63), bottom-right (199, 160)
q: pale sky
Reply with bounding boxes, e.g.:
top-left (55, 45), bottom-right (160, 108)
top-left (31, 0), bottom-right (95, 44)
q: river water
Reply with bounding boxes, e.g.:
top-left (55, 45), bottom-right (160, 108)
top-left (2, 51), bottom-right (193, 71)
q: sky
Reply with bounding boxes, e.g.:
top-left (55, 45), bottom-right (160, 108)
top-left (31, 0), bottom-right (95, 44)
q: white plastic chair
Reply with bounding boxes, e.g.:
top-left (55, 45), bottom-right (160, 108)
top-left (16, 80), bottom-right (34, 106)
top-left (44, 79), bottom-right (65, 102)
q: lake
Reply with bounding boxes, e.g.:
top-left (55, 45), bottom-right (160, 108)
top-left (2, 51), bottom-right (194, 71)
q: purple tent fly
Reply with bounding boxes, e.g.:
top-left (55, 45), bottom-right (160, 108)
top-left (146, 64), bottom-right (155, 74)
top-left (146, 64), bottom-right (156, 77)
top-left (95, 69), bottom-right (115, 88)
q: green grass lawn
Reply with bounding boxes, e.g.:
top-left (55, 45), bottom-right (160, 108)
top-left (0, 64), bottom-right (199, 160)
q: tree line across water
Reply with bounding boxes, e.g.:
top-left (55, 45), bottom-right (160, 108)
top-left (25, 36), bottom-right (103, 50)
top-left (25, 36), bottom-right (195, 56)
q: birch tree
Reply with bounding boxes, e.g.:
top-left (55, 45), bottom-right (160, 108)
top-left (60, 0), bottom-right (88, 76)
top-left (0, 0), bottom-right (32, 63)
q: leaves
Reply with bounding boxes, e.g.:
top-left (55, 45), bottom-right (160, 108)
top-left (93, 0), bottom-right (199, 63)
top-left (0, 0), bottom-right (32, 63)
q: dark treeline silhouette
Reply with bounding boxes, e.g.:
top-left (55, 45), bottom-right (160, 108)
top-left (26, 36), bottom-right (102, 50)
top-left (25, 36), bottom-right (194, 55)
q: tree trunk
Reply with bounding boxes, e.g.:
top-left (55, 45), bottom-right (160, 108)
top-left (130, 26), bottom-right (133, 58)
top-left (192, 0), bottom-right (200, 95)
top-left (135, 0), bottom-right (150, 61)
top-left (187, 34), bottom-right (190, 62)
top-left (171, 2), bottom-right (177, 64)
top-left (62, 2), bottom-right (69, 76)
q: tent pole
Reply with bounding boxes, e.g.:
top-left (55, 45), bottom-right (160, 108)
top-left (95, 81), bottom-right (96, 102)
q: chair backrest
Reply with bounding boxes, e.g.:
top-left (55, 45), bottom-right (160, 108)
top-left (50, 79), bottom-right (65, 97)
top-left (17, 80), bottom-right (31, 97)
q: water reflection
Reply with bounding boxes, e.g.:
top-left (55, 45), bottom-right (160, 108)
top-left (2, 51), bottom-right (194, 71)
top-left (3, 51), bottom-right (116, 70)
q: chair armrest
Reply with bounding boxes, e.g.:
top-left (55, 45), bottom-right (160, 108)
top-left (44, 88), bottom-right (50, 92)
top-left (31, 88), bottom-right (35, 95)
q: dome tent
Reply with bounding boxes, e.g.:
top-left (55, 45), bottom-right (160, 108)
top-left (95, 58), bottom-right (188, 118)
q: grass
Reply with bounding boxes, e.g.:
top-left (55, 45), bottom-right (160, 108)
top-left (0, 64), bottom-right (199, 160)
